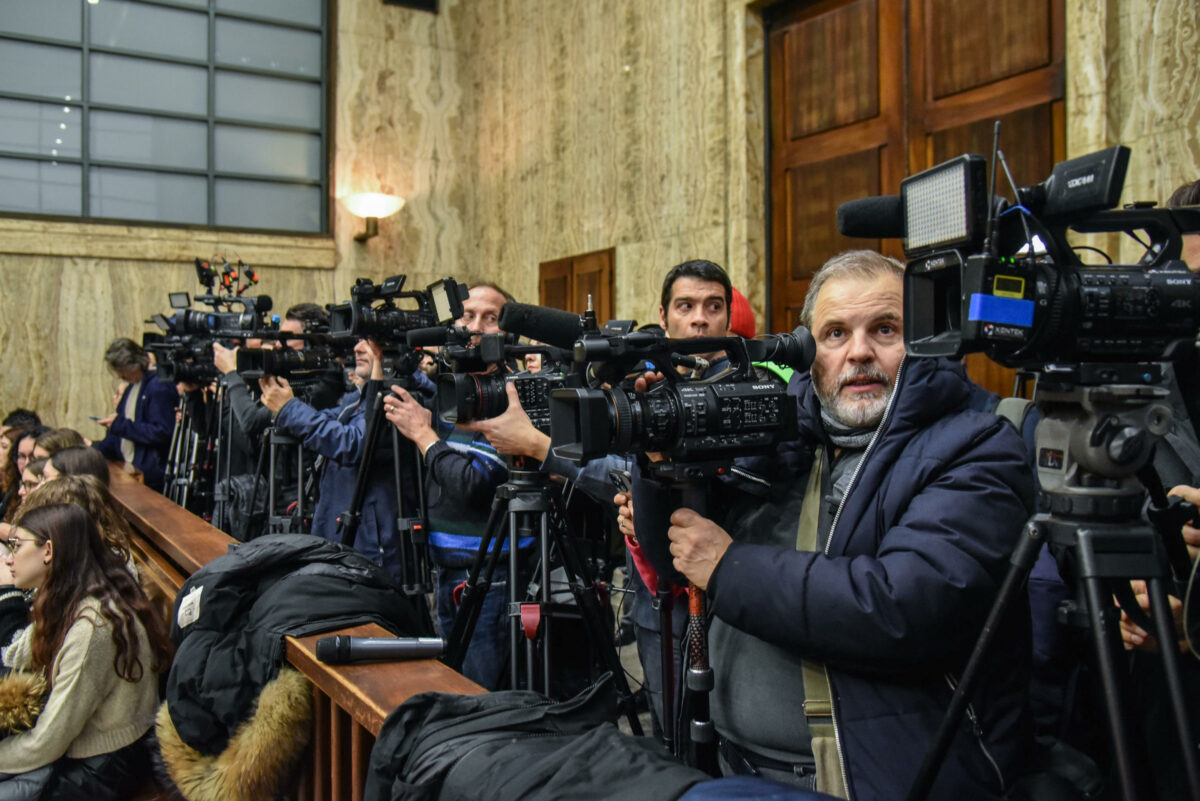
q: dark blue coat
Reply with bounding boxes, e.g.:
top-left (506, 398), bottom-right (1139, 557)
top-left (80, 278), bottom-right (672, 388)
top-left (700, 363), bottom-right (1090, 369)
top-left (274, 374), bottom-right (434, 583)
top-left (705, 356), bottom-right (1035, 801)
top-left (94, 369), bottom-right (178, 490)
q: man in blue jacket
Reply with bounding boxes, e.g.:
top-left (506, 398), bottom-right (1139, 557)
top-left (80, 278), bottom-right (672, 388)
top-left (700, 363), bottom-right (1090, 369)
top-left (648, 250), bottom-right (1035, 800)
top-left (94, 337), bottom-right (179, 491)
top-left (261, 337), bottom-right (431, 584)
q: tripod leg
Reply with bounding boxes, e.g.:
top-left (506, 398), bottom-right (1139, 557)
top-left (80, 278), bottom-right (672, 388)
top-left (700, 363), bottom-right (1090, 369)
top-left (1083, 574), bottom-right (1140, 801)
top-left (1146, 577), bottom-right (1200, 800)
top-left (443, 495), bottom-right (507, 672)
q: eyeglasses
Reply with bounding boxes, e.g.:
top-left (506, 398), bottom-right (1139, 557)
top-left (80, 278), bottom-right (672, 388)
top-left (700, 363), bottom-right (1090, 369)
top-left (2, 537), bottom-right (38, 555)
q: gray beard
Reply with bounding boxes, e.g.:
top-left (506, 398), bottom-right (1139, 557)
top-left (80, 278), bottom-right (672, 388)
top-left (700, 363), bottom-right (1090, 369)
top-left (813, 369), bottom-right (892, 429)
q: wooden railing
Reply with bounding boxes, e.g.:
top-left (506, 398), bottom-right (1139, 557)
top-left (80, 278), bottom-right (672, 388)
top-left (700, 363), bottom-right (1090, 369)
top-left (107, 466), bottom-right (483, 800)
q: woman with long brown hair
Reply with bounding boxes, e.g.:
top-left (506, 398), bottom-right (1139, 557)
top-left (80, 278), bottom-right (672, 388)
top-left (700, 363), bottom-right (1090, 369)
top-left (0, 503), bottom-right (171, 800)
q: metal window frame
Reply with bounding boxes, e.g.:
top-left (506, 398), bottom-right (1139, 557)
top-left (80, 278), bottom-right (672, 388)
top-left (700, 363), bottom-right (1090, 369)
top-left (0, 0), bottom-right (329, 234)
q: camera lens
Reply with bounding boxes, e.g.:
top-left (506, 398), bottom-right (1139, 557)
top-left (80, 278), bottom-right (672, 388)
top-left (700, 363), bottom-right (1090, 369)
top-left (438, 373), bottom-right (508, 423)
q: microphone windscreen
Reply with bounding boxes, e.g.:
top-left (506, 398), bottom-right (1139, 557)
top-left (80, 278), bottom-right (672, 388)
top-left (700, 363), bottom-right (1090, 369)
top-left (836, 195), bottom-right (903, 239)
top-left (255, 295), bottom-right (274, 313)
top-left (315, 635), bottom-right (348, 664)
top-left (406, 326), bottom-right (451, 347)
top-left (498, 303), bottom-right (585, 349)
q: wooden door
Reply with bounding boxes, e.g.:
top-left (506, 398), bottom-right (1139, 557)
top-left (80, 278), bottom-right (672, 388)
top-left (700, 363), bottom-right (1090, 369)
top-left (767, 0), bottom-right (1064, 397)
top-left (538, 248), bottom-right (615, 324)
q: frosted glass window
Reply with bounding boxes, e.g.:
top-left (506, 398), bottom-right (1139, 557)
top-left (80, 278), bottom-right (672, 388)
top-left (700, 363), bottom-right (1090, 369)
top-left (0, 158), bottom-right (81, 216)
top-left (216, 0), bottom-right (321, 28)
top-left (215, 179), bottom-right (320, 231)
top-left (0, 41), bottom-right (81, 101)
top-left (91, 53), bottom-right (207, 115)
top-left (0, 1), bottom-right (328, 232)
top-left (215, 126), bottom-right (319, 180)
top-left (0, 100), bottom-right (82, 159)
top-left (215, 72), bottom-right (320, 128)
top-left (90, 111), bottom-right (207, 170)
top-left (90, 1), bottom-right (208, 62)
top-left (0, 0), bottom-right (81, 42)
top-left (216, 19), bottom-right (321, 76)
top-left (90, 167), bottom-right (207, 224)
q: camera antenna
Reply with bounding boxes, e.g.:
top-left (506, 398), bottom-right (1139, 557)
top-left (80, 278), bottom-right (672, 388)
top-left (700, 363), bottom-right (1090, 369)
top-left (983, 120), bottom-right (1001, 257)
top-left (997, 149), bottom-right (1035, 251)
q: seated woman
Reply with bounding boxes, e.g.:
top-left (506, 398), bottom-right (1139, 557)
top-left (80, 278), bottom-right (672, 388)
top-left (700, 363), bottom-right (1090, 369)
top-left (41, 448), bottom-right (111, 489)
top-left (21, 475), bottom-right (135, 577)
top-left (0, 503), bottom-right (171, 800)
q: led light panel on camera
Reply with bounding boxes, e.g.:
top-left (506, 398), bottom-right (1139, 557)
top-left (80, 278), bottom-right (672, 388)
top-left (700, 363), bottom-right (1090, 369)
top-left (901, 154), bottom-right (988, 258)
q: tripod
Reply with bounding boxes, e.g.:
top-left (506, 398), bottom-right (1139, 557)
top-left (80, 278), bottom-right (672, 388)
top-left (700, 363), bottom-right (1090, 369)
top-left (166, 385), bottom-right (217, 515)
top-left (907, 364), bottom-right (1200, 801)
top-left (443, 461), bottom-right (644, 735)
top-left (337, 362), bottom-right (433, 597)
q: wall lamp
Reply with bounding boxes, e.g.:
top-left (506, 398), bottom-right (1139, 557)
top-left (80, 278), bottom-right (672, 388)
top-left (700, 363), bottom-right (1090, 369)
top-left (344, 192), bottom-right (405, 242)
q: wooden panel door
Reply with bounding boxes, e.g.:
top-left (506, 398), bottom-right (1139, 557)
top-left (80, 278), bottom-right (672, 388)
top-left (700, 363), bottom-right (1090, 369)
top-left (909, 0), bottom-right (1065, 396)
top-left (767, 0), bottom-right (1064, 398)
top-left (537, 248), bottom-right (615, 324)
top-left (768, 0), bottom-right (904, 332)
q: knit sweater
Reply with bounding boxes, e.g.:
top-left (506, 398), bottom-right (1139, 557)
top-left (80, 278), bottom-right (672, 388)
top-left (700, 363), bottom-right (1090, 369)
top-left (0, 598), bottom-right (158, 773)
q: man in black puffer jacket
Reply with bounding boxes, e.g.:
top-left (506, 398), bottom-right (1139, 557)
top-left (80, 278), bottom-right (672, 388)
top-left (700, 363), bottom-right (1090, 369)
top-left (636, 250), bottom-right (1035, 801)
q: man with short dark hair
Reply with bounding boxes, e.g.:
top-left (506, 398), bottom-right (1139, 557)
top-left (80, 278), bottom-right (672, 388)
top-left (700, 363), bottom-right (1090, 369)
top-left (94, 337), bottom-right (178, 491)
top-left (635, 250), bottom-right (1034, 800)
top-left (384, 283), bottom-right (514, 688)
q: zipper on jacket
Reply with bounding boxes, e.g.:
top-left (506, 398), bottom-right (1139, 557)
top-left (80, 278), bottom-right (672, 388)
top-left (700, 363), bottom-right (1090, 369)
top-left (944, 673), bottom-right (1006, 791)
top-left (823, 355), bottom-right (906, 556)
top-left (819, 356), bottom-right (907, 798)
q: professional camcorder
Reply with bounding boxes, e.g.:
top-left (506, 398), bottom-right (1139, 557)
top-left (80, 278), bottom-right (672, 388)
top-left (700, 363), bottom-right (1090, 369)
top-left (148, 258), bottom-right (274, 383)
top-left (548, 323), bottom-right (815, 467)
top-left (329, 275), bottom-right (466, 341)
top-left (433, 334), bottom-right (578, 434)
top-left (838, 146), bottom-right (1200, 368)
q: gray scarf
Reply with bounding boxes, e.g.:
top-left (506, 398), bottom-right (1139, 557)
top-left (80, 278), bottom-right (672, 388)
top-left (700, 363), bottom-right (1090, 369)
top-left (819, 405), bottom-right (876, 450)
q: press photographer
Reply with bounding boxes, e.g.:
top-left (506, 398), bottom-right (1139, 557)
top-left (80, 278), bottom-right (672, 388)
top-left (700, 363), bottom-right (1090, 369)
top-left (383, 282), bottom-right (516, 689)
top-left (620, 250), bottom-right (1034, 800)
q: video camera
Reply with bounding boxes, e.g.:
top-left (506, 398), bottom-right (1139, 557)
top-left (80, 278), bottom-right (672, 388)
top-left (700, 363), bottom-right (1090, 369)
top-left (547, 323), bottom-right (815, 469)
top-left (424, 326), bottom-right (580, 434)
top-left (329, 275), bottom-right (466, 342)
top-left (838, 146), bottom-right (1200, 368)
top-left (148, 258), bottom-right (273, 383)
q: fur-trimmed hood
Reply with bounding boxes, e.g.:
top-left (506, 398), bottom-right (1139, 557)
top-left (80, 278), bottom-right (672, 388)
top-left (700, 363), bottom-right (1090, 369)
top-left (155, 666), bottom-right (312, 801)
top-left (0, 670), bottom-right (47, 735)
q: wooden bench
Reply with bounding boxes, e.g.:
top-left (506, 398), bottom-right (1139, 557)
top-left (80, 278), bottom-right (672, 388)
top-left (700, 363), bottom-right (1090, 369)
top-left (107, 465), bottom-right (483, 801)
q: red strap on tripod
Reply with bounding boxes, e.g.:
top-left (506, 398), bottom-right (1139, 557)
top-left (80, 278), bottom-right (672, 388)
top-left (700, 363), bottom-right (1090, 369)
top-left (520, 603), bottom-right (541, 640)
top-left (452, 580), bottom-right (467, 607)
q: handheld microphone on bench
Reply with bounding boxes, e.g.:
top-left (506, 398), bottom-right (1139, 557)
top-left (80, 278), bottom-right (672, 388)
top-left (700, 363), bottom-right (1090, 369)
top-left (315, 635), bottom-right (445, 665)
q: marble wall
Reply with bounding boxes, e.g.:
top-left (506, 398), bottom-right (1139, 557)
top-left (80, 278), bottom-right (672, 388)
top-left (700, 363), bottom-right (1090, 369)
top-left (3, 0), bottom-right (1198, 432)
top-left (1066, 0), bottom-right (1200, 263)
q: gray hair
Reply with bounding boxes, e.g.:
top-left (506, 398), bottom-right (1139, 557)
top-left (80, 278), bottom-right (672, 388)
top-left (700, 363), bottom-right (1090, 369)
top-left (798, 250), bottom-right (905, 329)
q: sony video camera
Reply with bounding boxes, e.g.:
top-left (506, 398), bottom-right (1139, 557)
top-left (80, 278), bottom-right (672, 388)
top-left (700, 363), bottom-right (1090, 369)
top-left (329, 275), bottom-right (466, 342)
top-left (148, 280), bottom-right (273, 384)
top-left (413, 323), bottom-right (579, 435)
top-left (548, 325), bottom-right (815, 468)
top-left (874, 145), bottom-right (1200, 368)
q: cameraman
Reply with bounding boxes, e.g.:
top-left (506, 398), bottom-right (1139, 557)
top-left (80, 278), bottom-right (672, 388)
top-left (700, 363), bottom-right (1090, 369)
top-left (627, 251), bottom-right (1034, 799)
top-left (466, 260), bottom-right (743, 727)
top-left (383, 282), bottom-right (515, 689)
top-left (262, 335), bottom-right (430, 583)
top-left (94, 337), bottom-right (178, 491)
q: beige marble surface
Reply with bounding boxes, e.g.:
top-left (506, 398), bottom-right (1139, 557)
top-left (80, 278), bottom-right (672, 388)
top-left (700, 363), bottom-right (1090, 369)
top-left (4, 0), bottom-right (1199, 429)
top-left (1066, 0), bottom-right (1200, 264)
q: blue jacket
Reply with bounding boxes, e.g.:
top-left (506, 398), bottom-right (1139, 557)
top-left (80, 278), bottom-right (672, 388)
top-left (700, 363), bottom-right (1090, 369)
top-left (424, 422), bottom-right (512, 568)
top-left (274, 380), bottom-right (421, 582)
top-left (94, 370), bottom-right (178, 490)
top-left (704, 356), bottom-right (1035, 801)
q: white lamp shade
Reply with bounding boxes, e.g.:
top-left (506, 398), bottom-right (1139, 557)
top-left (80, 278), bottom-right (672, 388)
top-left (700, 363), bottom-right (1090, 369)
top-left (343, 192), bottom-right (405, 219)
